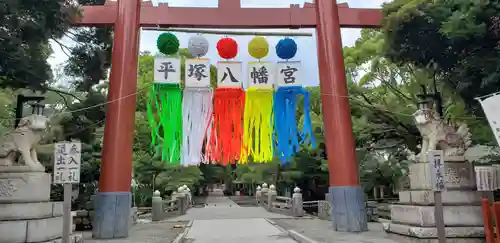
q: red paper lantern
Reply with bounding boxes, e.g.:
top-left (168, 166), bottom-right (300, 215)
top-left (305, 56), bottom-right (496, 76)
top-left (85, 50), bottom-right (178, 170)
top-left (216, 38), bottom-right (238, 59)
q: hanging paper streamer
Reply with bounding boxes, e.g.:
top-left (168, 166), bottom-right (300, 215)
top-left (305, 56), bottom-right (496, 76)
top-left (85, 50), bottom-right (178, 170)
top-left (208, 86), bottom-right (245, 165)
top-left (240, 85), bottom-right (275, 164)
top-left (182, 36), bottom-right (213, 165)
top-left (206, 37), bottom-right (245, 165)
top-left (240, 36), bottom-right (275, 163)
top-left (147, 33), bottom-right (183, 164)
top-left (273, 38), bottom-right (315, 164)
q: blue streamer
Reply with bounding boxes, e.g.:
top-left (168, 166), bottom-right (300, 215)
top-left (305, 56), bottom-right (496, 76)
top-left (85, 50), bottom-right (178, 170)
top-left (273, 86), bottom-right (316, 164)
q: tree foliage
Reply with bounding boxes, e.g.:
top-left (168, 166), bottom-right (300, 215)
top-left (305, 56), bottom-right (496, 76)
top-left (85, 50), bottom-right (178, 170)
top-left (382, 0), bottom-right (500, 112)
top-left (0, 0), bottom-right (78, 90)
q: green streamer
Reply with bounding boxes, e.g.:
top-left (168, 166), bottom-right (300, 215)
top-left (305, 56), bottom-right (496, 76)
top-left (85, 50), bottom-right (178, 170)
top-left (146, 83), bottom-right (183, 164)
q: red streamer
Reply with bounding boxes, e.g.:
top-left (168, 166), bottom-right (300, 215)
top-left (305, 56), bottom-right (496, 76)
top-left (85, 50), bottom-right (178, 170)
top-left (206, 87), bottom-right (245, 165)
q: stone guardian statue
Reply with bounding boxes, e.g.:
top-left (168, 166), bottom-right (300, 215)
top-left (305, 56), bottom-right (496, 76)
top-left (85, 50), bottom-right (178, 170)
top-left (0, 114), bottom-right (49, 171)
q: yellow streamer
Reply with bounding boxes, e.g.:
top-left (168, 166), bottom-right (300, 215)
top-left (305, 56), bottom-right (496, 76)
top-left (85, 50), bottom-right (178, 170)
top-left (240, 87), bottom-right (274, 164)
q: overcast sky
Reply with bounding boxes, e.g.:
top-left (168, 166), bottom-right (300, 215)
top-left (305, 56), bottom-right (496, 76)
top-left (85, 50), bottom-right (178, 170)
top-left (48, 0), bottom-right (388, 86)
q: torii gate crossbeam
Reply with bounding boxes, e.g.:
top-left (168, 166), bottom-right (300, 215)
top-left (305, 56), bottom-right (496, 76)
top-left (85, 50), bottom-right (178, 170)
top-left (74, 0), bottom-right (382, 239)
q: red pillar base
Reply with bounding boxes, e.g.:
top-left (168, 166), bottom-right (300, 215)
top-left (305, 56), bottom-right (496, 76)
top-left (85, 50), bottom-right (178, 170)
top-left (92, 192), bottom-right (132, 238)
top-left (328, 186), bottom-right (368, 232)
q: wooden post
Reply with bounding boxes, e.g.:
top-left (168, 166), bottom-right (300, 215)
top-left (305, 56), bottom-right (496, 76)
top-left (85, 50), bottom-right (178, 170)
top-left (62, 184), bottom-right (72, 243)
top-left (434, 191), bottom-right (446, 243)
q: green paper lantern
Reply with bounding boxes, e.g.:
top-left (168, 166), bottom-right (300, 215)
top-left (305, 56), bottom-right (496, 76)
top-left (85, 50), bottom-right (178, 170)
top-left (157, 33), bottom-right (180, 55)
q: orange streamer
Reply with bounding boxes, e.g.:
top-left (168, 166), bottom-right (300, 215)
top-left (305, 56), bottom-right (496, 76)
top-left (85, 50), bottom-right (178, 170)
top-left (206, 87), bottom-right (245, 165)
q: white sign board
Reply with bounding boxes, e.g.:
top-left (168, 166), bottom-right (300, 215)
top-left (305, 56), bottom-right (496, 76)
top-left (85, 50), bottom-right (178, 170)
top-left (154, 57), bottom-right (181, 84)
top-left (276, 61), bottom-right (301, 87)
top-left (478, 93), bottom-right (500, 146)
top-left (53, 142), bottom-right (81, 184)
top-left (185, 59), bottom-right (211, 87)
top-left (475, 166), bottom-right (498, 191)
top-left (247, 62), bottom-right (275, 88)
top-left (428, 150), bottom-right (445, 192)
top-left (217, 61), bottom-right (243, 88)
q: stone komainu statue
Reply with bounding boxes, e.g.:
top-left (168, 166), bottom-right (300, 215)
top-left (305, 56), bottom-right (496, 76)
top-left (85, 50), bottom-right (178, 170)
top-left (413, 107), bottom-right (472, 160)
top-left (0, 114), bottom-right (49, 171)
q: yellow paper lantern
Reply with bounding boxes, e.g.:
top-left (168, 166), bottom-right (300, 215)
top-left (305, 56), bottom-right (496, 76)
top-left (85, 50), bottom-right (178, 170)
top-left (248, 36), bottom-right (269, 59)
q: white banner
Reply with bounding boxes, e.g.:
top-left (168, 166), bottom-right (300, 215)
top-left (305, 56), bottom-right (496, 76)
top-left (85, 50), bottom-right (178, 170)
top-left (217, 61), bottom-right (243, 88)
top-left (185, 59), bottom-right (211, 87)
top-left (247, 62), bottom-right (275, 88)
top-left (478, 93), bottom-right (500, 146)
top-left (276, 61), bottom-right (301, 87)
top-left (154, 57), bottom-right (181, 84)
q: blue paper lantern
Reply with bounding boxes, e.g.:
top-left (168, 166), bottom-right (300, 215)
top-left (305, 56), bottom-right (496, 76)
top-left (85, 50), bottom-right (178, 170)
top-left (275, 38), bottom-right (298, 60)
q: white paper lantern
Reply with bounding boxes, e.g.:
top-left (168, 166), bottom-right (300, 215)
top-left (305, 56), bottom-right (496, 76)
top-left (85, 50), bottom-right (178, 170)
top-left (187, 35), bottom-right (209, 57)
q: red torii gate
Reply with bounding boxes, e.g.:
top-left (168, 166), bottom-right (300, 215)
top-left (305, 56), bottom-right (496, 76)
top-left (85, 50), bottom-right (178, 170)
top-left (75, 0), bottom-right (382, 238)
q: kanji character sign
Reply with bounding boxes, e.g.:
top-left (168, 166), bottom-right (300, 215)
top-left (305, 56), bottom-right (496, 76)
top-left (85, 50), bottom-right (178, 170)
top-left (247, 62), bottom-right (275, 88)
top-left (276, 61), bottom-right (301, 87)
top-left (53, 142), bottom-right (81, 184)
top-left (154, 57), bottom-right (181, 84)
top-left (185, 59), bottom-right (211, 87)
top-left (217, 61), bottom-right (243, 88)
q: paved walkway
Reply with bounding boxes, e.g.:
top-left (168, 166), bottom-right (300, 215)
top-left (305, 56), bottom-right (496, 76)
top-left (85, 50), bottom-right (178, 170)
top-left (184, 218), bottom-right (296, 243)
top-left (83, 221), bottom-right (188, 243)
top-left (165, 190), bottom-right (292, 221)
top-left (169, 190), bottom-right (296, 243)
top-left (85, 192), bottom-right (401, 243)
top-left (271, 218), bottom-right (400, 243)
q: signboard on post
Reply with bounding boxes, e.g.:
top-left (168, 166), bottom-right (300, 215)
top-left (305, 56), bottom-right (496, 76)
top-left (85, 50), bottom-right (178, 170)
top-left (428, 150), bottom-right (445, 192)
top-left (53, 141), bottom-right (81, 243)
top-left (53, 142), bottom-right (81, 184)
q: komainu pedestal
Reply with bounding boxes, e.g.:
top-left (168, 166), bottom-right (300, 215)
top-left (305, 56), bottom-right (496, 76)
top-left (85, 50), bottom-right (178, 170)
top-left (0, 169), bottom-right (82, 243)
top-left (384, 156), bottom-right (484, 243)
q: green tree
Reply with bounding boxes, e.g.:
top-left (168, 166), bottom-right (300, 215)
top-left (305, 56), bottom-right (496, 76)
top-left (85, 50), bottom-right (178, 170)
top-left (381, 0), bottom-right (500, 113)
top-left (0, 0), bottom-right (78, 90)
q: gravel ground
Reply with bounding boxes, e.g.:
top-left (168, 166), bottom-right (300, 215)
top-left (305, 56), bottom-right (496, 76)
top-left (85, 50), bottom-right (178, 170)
top-left (271, 218), bottom-right (400, 243)
top-left (83, 220), bottom-right (189, 243)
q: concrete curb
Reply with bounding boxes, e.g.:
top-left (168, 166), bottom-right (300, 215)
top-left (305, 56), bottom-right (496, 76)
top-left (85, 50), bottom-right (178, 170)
top-left (265, 219), bottom-right (318, 243)
top-left (172, 220), bottom-right (193, 243)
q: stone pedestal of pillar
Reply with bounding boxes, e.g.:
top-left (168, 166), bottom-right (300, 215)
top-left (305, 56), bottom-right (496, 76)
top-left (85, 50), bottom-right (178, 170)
top-left (384, 157), bottom-right (484, 243)
top-left (0, 169), bottom-right (83, 243)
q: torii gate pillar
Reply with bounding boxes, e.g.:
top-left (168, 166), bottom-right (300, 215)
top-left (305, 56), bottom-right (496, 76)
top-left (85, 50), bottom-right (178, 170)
top-left (92, 0), bottom-right (141, 239)
top-left (315, 0), bottom-right (367, 232)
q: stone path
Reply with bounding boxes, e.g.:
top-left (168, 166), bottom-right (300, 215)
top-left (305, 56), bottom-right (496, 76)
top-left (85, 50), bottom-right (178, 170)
top-left (83, 221), bottom-right (188, 243)
top-left (173, 191), bottom-right (296, 243)
top-left (83, 193), bottom-right (401, 243)
top-left (184, 218), bottom-right (296, 243)
top-left (271, 218), bottom-right (400, 243)
top-left (165, 191), bottom-right (292, 221)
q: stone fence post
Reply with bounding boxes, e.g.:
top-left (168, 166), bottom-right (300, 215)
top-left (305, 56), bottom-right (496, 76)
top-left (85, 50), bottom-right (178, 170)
top-left (292, 187), bottom-right (304, 217)
top-left (256, 186), bottom-right (262, 204)
top-left (260, 183), bottom-right (269, 206)
top-left (152, 190), bottom-right (163, 221)
top-left (267, 184), bottom-right (277, 211)
top-left (177, 194), bottom-right (186, 215)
